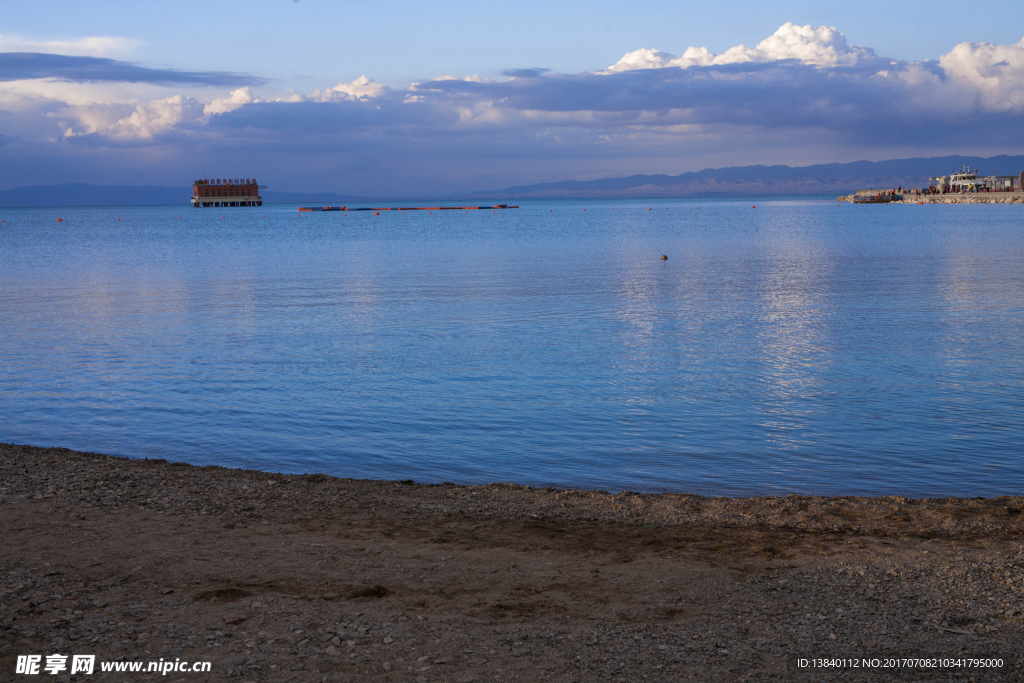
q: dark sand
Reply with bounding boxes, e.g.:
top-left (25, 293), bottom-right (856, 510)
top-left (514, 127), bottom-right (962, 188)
top-left (2, 443), bottom-right (1023, 681)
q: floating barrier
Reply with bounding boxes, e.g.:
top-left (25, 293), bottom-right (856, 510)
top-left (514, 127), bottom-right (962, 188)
top-left (298, 204), bottom-right (519, 212)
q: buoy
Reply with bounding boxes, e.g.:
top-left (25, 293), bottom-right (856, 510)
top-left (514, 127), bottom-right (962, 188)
top-left (612, 208), bottom-right (615, 211)
top-left (919, 201), bottom-right (923, 205)
top-left (118, 218), bottom-right (121, 221)
top-left (648, 208), bottom-right (651, 210)
top-left (698, 207), bottom-right (700, 209)
top-left (375, 211), bottom-right (379, 215)
top-left (583, 209), bottom-right (585, 211)
top-left (752, 205), bottom-right (756, 208)
top-left (263, 215), bottom-right (265, 217)
top-left (223, 215), bottom-right (226, 218)
top-left (550, 209), bottom-right (552, 212)
top-left (659, 255), bottom-right (668, 260)
top-left (56, 218), bottom-right (62, 222)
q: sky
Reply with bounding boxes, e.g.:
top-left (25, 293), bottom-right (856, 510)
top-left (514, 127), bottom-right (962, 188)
top-left (3, 0), bottom-right (1024, 195)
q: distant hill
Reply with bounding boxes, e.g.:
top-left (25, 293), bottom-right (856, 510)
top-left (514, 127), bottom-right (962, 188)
top-left (0, 183), bottom-right (359, 208)
top-left (465, 155), bottom-right (1024, 198)
top-left (4, 155), bottom-right (1024, 206)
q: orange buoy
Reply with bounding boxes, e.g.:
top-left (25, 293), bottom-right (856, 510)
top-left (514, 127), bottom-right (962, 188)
top-left (56, 218), bottom-right (62, 222)
top-left (375, 211), bottom-right (379, 215)
top-left (752, 205), bottom-right (756, 208)
top-left (179, 216), bottom-right (182, 219)
top-left (647, 208), bottom-right (651, 210)
top-left (659, 255), bottom-right (668, 260)
top-left (118, 218), bottom-right (121, 221)
top-left (583, 209), bottom-right (585, 211)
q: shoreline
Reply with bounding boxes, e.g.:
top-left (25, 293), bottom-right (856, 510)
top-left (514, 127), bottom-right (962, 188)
top-left (3, 442), bottom-right (1023, 681)
top-left (4, 443), bottom-right (1023, 535)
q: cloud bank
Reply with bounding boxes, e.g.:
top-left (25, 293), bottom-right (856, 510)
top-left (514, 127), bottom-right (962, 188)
top-left (3, 23), bottom-right (1024, 194)
top-left (0, 52), bottom-right (266, 86)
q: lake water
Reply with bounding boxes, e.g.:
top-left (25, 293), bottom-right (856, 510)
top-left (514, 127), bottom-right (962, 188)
top-left (1, 198), bottom-right (1022, 496)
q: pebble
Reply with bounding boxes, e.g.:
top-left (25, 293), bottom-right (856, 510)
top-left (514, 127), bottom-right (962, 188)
top-left (4, 442), bottom-right (1024, 683)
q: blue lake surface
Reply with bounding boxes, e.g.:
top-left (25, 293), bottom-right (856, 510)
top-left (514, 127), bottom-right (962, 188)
top-left (1, 198), bottom-right (1022, 496)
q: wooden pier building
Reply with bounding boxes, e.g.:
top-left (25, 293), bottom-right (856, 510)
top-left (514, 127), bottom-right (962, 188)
top-left (192, 178), bottom-right (264, 207)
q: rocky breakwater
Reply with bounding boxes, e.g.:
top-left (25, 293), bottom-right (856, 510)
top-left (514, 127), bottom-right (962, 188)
top-left (838, 191), bottom-right (1024, 204)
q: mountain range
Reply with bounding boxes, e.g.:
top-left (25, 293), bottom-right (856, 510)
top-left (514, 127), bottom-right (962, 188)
top-left (2, 155), bottom-right (1023, 207)
top-left (466, 155), bottom-right (1024, 198)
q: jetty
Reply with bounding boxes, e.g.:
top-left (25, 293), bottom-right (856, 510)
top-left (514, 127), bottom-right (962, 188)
top-left (839, 166), bottom-right (1024, 204)
top-left (298, 204), bottom-right (518, 212)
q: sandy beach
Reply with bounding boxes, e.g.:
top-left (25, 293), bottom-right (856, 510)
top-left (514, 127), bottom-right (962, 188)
top-left (2, 442), bottom-right (1022, 681)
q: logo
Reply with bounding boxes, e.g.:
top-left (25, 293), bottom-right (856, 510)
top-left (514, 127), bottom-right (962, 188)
top-left (15, 655), bottom-right (95, 675)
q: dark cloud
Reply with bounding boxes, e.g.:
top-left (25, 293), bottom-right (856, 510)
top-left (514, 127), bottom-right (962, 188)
top-left (0, 52), bottom-right (266, 86)
top-left (500, 68), bottom-right (550, 78)
top-left (210, 98), bottom-right (457, 132)
top-left (195, 61), bottom-right (1023, 152)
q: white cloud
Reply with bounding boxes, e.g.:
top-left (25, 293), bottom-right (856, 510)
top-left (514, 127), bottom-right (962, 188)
top-left (433, 74), bottom-right (491, 83)
top-left (61, 95), bottom-right (203, 138)
top-left (0, 34), bottom-right (142, 58)
top-left (117, 95), bottom-right (199, 137)
top-left (204, 87), bottom-right (258, 116)
top-left (311, 75), bottom-right (388, 102)
top-left (604, 22), bottom-right (878, 73)
top-left (602, 48), bottom-right (678, 72)
top-left (939, 37), bottom-right (1024, 112)
top-left (754, 23), bottom-right (875, 66)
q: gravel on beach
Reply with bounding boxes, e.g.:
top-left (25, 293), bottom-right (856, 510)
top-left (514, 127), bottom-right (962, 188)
top-left (2, 442), bottom-right (1023, 682)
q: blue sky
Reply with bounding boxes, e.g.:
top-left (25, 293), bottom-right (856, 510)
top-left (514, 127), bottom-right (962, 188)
top-left (3, 1), bottom-right (1024, 195)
